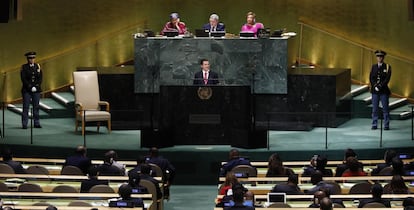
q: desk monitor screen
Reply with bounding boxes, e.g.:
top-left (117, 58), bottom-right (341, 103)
top-left (239, 32), bottom-right (255, 37)
top-left (195, 29), bottom-right (209, 37)
top-left (163, 31), bottom-right (179, 37)
top-left (267, 192), bottom-right (286, 203)
top-left (210, 31), bottom-right (225, 37)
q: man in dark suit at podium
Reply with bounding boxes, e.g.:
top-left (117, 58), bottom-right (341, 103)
top-left (193, 58), bottom-right (219, 85)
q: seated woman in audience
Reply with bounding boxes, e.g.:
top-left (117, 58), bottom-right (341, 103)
top-left (384, 175), bottom-right (409, 194)
top-left (271, 174), bottom-right (303, 195)
top-left (219, 172), bottom-right (240, 195)
top-left (342, 156), bottom-right (367, 177)
top-left (303, 155), bottom-right (333, 177)
top-left (266, 153), bottom-right (294, 177)
top-left (335, 148), bottom-right (363, 177)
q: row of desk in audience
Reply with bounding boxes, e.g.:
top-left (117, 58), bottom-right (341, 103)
top-left (0, 192), bottom-right (152, 210)
top-left (222, 159), bottom-right (414, 177)
top-left (5, 157), bottom-right (412, 177)
top-left (215, 194), bottom-right (412, 208)
top-left (218, 176), bottom-right (414, 194)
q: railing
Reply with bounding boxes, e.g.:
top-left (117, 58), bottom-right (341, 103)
top-left (0, 107), bottom-right (413, 147)
top-left (297, 21), bottom-right (414, 102)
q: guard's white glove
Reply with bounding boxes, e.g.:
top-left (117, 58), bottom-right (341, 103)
top-left (31, 87), bottom-right (37, 92)
top-left (374, 86), bottom-right (380, 92)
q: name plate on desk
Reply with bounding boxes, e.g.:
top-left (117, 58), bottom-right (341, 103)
top-left (189, 114), bottom-right (221, 124)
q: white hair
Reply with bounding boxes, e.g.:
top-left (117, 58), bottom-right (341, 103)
top-left (209, 14), bottom-right (219, 20)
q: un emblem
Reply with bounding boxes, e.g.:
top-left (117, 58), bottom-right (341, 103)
top-left (197, 87), bottom-right (212, 100)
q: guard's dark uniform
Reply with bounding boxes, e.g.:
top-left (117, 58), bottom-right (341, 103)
top-left (369, 50), bottom-right (391, 130)
top-left (20, 52), bottom-right (42, 128)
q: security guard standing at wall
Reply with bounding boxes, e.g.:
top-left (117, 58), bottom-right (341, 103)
top-left (20, 51), bottom-right (42, 129)
top-left (370, 50), bottom-right (391, 130)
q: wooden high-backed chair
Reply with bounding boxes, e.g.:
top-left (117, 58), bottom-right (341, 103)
top-left (73, 71), bottom-right (111, 136)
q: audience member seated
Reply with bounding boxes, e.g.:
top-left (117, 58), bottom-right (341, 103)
top-left (46, 206), bottom-right (57, 210)
top-left (128, 171), bottom-right (149, 194)
top-left (266, 153), bottom-right (294, 177)
top-left (303, 155), bottom-right (333, 177)
top-left (140, 163), bottom-right (163, 200)
top-left (335, 148), bottom-right (363, 177)
top-left (271, 174), bottom-right (303, 195)
top-left (358, 183), bottom-right (391, 208)
top-left (117, 184), bottom-right (144, 207)
top-left (106, 150), bottom-right (126, 175)
top-left (98, 150), bottom-right (124, 176)
top-left (371, 149), bottom-right (397, 175)
top-left (220, 149), bottom-right (254, 177)
top-left (1, 148), bottom-right (26, 174)
top-left (309, 190), bottom-right (327, 208)
top-left (306, 171), bottom-right (339, 195)
top-left (404, 160), bottom-right (414, 171)
top-left (320, 197), bottom-right (333, 210)
top-left (64, 145), bottom-right (92, 175)
top-left (391, 157), bottom-right (405, 176)
top-left (146, 147), bottom-right (176, 199)
top-left (403, 197), bottom-right (414, 208)
top-left (128, 156), bottom-right (146, 176)
top-left (160, 12), bottom-right (187, 35)
top-left (224, 183), bottom-right (255, 210)
top-left (80, 166), bottom-right (108, 193)
top-left (244, 191), bottom-right (255, 207)
top-left (342, 156), bottom-right (367, 177)
top-left (384, 174), bottom-right (409, 194)
top-left (219, 172), bottom-right (240, 196)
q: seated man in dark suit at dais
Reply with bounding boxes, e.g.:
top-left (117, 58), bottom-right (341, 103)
top-left (202, 13), bottom-right (225, 32)
top-left (193, 58), bottom-right (219, 85)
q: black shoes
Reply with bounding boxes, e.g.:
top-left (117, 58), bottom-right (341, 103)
top-left (34, 124), bottom-right (42, 128)
top-left (22, 125), bottom-right (27, 129)
top-left (371, 126), bottom-right (390, 130)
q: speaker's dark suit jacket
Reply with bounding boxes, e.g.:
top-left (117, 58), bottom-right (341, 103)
top-left (193, 70), bottom-right (219, 85)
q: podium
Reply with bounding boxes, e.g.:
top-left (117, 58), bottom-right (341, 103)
top-left (141, 85), bottom-right (267, 148)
